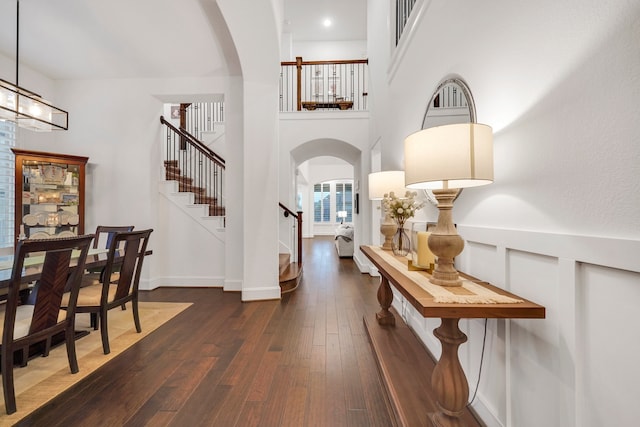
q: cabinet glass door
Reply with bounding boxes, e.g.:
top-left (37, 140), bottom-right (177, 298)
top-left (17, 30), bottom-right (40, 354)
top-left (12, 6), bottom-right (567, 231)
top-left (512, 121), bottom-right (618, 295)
top-left (12, 149), bottom-right (88, 244)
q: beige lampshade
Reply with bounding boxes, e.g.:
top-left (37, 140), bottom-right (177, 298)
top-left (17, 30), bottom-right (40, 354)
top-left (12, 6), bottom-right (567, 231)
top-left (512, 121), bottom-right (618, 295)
top-left (368, 170), bottom-right (407, 200)
top-left (404, 123), bottom-right (493, 190)
top-left (337, 210), bottom-right (347, 218)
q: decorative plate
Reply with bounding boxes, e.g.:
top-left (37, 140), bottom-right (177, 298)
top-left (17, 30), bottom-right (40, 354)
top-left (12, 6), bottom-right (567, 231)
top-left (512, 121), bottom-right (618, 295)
top-left (23, 214), bottom-right (38, 226)
top-left (58, 211), bottom-right (71, 225)
top-left (41, 165), bottom-right (67, 184)
top-left (28, 232), bottom-right (51, 240)
top-left (68, 214), bottom-right (80, 226)
top-left (36, 212), bottom-right (49, 225)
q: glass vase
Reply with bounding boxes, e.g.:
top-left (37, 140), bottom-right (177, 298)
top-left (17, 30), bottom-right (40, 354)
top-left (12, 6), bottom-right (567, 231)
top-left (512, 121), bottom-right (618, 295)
top-left (392, 227), bottom-right (410, 257)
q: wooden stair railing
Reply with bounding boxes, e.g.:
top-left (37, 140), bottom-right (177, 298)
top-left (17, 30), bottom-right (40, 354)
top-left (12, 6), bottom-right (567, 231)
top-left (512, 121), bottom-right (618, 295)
top-left (184, 102), bottom-right (224, 142)
top-left (160, 116), bottom-right (225, 216)
top-left (279, 203), bottom-right (303, 293)
top-left (279, 203), bottom-right (303, 265)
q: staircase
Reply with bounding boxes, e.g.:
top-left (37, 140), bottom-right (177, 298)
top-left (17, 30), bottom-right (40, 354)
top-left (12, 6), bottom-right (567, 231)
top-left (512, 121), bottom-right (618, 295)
top-left (164, 160), bottom-right (225, 216)
top-left (279, 253), bottom-right (303, 293)
top-left (278, 204), bottom-right (304, 293)
top-left (160, 115), bottom-right (303, 293)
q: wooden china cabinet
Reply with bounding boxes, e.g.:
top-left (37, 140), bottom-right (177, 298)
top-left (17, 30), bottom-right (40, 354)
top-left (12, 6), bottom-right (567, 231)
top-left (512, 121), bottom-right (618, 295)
top-left (12, 149), bottom-right (88, 247)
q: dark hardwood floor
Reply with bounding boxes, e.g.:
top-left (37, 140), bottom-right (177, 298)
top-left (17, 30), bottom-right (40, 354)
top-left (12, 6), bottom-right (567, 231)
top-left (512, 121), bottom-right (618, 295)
top-left (19, 237), bottom-right (395, 426)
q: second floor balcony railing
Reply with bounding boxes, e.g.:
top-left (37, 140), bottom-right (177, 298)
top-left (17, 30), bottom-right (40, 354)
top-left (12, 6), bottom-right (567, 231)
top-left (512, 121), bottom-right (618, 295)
top-left (396, 0), bottom-right (418, 45)
top-left (280, 57), bottom-right (368, 112)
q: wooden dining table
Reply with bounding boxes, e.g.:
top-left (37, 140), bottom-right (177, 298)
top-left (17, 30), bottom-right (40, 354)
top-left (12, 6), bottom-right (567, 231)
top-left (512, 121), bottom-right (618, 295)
top-left (0, 247), bottom-right (152, 290)
top-left (0, 248), bottom-right (110, 290)
top-left (0, 247), bottom-right (151, 359)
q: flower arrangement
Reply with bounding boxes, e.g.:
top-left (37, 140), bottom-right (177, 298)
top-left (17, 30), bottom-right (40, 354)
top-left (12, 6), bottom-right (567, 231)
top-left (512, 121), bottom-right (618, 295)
top-left (382, 190), bottom-right (425, 228)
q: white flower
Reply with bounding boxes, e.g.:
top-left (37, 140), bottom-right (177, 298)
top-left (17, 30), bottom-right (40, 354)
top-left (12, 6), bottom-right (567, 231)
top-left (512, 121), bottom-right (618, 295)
top-left (381, 190), bottom-right (424, 224)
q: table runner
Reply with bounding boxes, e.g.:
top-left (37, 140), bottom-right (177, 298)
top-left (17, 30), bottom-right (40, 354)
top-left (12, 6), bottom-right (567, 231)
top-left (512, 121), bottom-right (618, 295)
top-left (371, 246), bottom-right (523, 304)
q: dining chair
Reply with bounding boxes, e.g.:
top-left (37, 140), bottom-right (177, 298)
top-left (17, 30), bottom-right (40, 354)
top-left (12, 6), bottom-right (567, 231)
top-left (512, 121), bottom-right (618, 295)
top-left (0, 234), bottom-right (93, 415)
top-left (63, 229), bottom-right (152, 355)
top-left (84, 225), bottom-right (134, 286)
top-left (92, 225), bottom-right (135, 251)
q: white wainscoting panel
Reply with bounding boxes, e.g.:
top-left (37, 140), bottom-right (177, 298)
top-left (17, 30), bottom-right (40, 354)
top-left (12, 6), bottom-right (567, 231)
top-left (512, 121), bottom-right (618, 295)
top-left (507, 250), bottom-right (567, 427)
top-left (386, 225), bottom-right (640, 427)
top-left (577, 263), bottom-right (640, 427)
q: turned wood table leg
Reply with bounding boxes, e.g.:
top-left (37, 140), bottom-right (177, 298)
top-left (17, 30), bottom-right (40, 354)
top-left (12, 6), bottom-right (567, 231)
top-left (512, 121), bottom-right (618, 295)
top-left (376, 275), bottom-right (395, 326)
top-left (429, 318), bottom-right (468, 427)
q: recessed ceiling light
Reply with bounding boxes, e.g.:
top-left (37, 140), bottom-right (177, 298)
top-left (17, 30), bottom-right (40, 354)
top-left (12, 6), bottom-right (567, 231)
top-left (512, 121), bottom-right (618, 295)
top-left (323, 18), bottom-right (332, 27)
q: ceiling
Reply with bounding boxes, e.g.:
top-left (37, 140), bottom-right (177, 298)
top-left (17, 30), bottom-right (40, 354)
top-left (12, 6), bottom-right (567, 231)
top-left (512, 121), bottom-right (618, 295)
top-left (0, 0), bottom-right (234, 81)
top-left (283, 0), bottom-right (367, 42)
top-left (0, 0), bottom-right (366, 82)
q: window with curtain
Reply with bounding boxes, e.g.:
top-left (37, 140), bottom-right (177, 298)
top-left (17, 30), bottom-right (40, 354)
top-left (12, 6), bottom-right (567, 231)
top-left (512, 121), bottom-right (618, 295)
top-left (0, 121), bottom-right (15, 249)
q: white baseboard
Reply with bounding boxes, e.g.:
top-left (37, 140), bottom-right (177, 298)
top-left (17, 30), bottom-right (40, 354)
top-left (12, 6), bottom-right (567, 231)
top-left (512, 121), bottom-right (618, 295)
top-left (469, 396), bottom-right (503, 427)
top-left (241, 286), bottom-right (281, 301)
top-left (143, 275), bottom-right (225, 291)
top-left (224, 279), bottom-right (242, 292)
top-left (354, 251), bottom-right (380, 276)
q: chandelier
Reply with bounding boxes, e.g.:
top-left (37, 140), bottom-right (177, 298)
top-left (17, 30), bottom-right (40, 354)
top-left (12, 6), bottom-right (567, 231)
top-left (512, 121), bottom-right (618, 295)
top-left (0, 1), bottom-right (68, 131)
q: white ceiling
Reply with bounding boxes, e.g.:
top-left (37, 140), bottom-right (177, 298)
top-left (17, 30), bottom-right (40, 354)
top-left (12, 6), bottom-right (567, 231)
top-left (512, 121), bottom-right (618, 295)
top-left (0, 0), bottom-right (235, 81)
top-left (283, 0), bottom-right (367, 42)
top-left (0, 0), bottom-right (367, 82)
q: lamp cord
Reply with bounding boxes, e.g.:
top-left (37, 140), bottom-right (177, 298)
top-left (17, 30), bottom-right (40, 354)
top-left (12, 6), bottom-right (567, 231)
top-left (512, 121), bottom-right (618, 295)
top-left (467, 318), bottom-right (488, 406)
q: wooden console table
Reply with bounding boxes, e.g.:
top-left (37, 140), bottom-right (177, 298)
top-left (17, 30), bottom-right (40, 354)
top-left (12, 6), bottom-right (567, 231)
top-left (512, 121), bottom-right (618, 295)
top-left (301, 100), bottom-right (353, 110)
top-left (361, 245), bottom-right (545, 427)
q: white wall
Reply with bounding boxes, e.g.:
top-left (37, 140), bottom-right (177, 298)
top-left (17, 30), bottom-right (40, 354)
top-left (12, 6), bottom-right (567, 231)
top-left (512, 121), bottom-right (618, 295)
top-left (280, 112), bottom-right (370, 268)
top-left (0, 17), bottom-right (232, 292)
top-left (288, 40), bottom-right (367, 61)
top-left (47, 76), bottom-right (230, 290)
top-left (217, 0), bottom-right (282, 301)
top-left (368, 0), bottom-right (640, 426)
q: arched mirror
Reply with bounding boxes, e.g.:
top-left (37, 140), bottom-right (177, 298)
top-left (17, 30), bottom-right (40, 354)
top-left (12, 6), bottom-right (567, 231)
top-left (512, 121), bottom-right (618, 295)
top-left (420, 76), bottom-right (477, 205)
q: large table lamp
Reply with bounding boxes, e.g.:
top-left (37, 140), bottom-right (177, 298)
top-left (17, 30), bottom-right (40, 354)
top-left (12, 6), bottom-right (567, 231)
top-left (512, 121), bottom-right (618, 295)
top-left (404, 123), bottom-right (493, 286)
top-left (368, 170), bottom-right (407, 250)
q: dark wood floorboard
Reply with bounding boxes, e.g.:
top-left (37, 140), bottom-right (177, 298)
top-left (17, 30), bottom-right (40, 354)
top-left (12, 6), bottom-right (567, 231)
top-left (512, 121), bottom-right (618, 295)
top-left (17, 237), bottom-right (391, 426)
top-left (16, 237), bottom-right (484, 427)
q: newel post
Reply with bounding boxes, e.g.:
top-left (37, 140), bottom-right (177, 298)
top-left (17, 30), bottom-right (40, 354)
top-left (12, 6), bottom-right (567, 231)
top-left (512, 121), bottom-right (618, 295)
top-left (179, 103), bottom-right (190, 150)
top-left (297, 210), bottom-right (303, 264)
top-left (296, 56), bottom-right (303, 111)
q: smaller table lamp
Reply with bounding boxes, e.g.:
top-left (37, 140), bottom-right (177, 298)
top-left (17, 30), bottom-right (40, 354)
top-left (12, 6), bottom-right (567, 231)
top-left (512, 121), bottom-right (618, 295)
top-left (404, 123), bottom-right (493, 286)
top-left (337, 210), bottom-right (347, 224)
top-left (368, 170), bottom-right (407, 250)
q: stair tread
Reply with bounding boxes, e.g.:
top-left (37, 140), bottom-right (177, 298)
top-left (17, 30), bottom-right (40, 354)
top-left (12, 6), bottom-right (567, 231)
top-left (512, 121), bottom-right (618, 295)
top-left (279, 261), bottom-right (303, 294)
top-left (279, 262), bottom-right (302, 282)
top-left (166, 174), bottom-right (192, 183)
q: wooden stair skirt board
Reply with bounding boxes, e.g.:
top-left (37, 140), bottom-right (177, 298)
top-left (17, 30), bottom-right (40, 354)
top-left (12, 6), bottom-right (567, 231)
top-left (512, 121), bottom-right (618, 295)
top-left (163, 161), bottom-right (225, 217)
top-left (279, 253), bottom-right (303, 293)
top-left (363, 309), bottom-right (483, 427)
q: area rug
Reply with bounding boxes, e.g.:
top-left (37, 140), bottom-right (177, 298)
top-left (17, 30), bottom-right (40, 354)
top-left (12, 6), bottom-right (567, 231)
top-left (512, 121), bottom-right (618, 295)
top-left (0, 301), bottom-right (192, 425)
